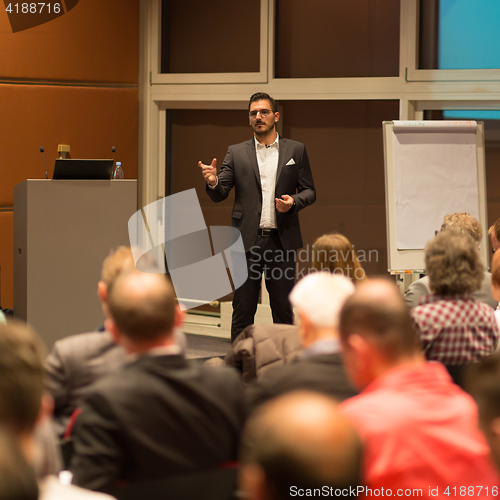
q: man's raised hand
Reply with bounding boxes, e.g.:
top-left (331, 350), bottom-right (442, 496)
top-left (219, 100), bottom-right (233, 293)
top-left (198, 158), bottom-right (218, 186)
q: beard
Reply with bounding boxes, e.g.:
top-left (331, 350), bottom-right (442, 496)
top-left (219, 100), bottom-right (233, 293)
top-left (252, 121), bottom-right (275, 136)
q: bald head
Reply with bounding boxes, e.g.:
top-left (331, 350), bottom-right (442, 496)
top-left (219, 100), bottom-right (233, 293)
top-left (340, 279), bottom-right (419, 361)
top-left (240, 392), bottom-right (361, 500)
top-left (107, 272), bottom-right (177, 343)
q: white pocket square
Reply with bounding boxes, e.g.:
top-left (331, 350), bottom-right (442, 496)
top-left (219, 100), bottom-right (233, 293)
top-left (286, 158), bottom-right (295, 166)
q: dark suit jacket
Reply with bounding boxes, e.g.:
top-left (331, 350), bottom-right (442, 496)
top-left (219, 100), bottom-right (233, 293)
top-left (206, 137), bottom-right (316, 251)
top-left (70, 355), bottom-right (246, 493)
top-left (246, 353), bottom-right (358, 414)
top-left (44, 331), bottom-right (127, 437)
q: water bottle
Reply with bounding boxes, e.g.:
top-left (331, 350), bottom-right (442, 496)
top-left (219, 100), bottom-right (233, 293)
top-left (113, 161), bottom-right (124, 179)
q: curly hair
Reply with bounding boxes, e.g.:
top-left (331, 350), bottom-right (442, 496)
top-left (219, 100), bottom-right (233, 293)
top-left (311, 234), bottom-right (366, 284)
top-left (440, 212), bottom-right (482, 243)
top-left (426, 231), bottom-right (484, 295)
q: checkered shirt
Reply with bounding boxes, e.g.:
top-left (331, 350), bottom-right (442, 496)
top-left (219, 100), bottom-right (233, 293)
top-left (411, 294), bottom-right (499, 365)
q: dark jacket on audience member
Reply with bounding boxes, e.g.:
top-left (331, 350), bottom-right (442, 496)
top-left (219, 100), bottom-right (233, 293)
top-left (246, 352), bottom-right (358, 414)
top-left (70, 354), bottom-right (246, 494)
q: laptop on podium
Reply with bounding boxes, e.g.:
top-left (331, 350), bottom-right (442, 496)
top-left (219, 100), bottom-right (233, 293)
top-left (52, 159), bottom-right (114, 180)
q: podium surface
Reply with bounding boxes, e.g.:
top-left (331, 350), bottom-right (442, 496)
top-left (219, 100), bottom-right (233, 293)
top-left (14, 179), bottom-right (137, 348)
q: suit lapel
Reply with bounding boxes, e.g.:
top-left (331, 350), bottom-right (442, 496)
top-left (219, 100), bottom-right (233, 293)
top-left (246, 139), bottom-right (262, 189)
top-left (276, 137), bottom-right (287, 184)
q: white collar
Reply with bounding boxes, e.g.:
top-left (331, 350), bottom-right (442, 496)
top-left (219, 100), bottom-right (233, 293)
top-left (254, 133), bottom-right (279, 149)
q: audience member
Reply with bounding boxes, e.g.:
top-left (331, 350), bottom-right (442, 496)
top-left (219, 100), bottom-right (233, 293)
top-left (411, 231), bottom-right (498, 384)
top-left (43, 247), bottom-right (133, 437)
top-left (0, 426), bottom-right (38, 500)
top-left (70, 271), bottom-right (246, 493)
top-left (44, 247), bottom-right (186, 437)
top-left (466, 352), bottom-right (500, 472)
top-left (489, 218), bottom-right (500, 254)
top-left (405, 213), bottom-right (498, 309)
top-left (311, 233), bottom-right (365, 284)
top-left (240, 392), bottom-right (362, 500)
top-left (246, 273), bottom-right (357, 412)
top-left (492, 252), bottom-right (500, 333)
top-left (339, 279), bottom-right (498, 495)
top-left (0, 321), bottom-right (114, 500)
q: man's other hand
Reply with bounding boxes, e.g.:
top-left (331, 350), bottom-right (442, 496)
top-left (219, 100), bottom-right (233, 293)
top-left (275, 195), bottom-right (294, 213)
top-left (198, 158), bottom-right (217, 186)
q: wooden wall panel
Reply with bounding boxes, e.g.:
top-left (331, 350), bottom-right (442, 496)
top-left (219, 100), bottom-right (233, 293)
top-left (276, 0), bottom-right (400, 78)
top-left (0, 212), bottom-right (14, 309)
top-left (161, 0), bottom-right (260, 74)
top-left (282, 100), bottom-right (400, 276)
top-left (169, 109), bottom-right (250, 215)
top-left (0, 0), bottom-right (139, 83)
top-left (0, 85), bottom-right (138, 206)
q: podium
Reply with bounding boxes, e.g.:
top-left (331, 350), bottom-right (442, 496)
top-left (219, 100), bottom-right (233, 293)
top-left (14, 180), bottom-right (137, 348)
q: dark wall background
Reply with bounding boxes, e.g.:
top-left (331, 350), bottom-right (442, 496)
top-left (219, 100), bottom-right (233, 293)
top-left (0, 0), bottom-right (139, 308)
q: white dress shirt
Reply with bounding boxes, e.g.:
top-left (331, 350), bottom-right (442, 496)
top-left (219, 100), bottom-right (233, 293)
top-left (208, 134), bottom-right (280, 229)
top-left (255, 134), bottom-right (279, 229)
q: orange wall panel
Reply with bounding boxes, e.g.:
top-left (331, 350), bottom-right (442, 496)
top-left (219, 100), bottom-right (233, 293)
top-left (0, 84), bottom-right (138, 206)
top-left (0, 212), bottom-right (14, 309)
top-left (0, 0), bottom-right (138, 83)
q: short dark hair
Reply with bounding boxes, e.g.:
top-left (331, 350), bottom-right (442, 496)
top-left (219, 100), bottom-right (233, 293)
top-left (339, 280), bottom-right (419, 360)
top-left (0, 426), bottom-right (38, 500)
top-left (426, 231), bottom-right (484, 295)
top-left (248, 92), bottom-right (277, 113)
top-left (466, 352), bottom-right (500, 423)
top-left (107, 272), bottom-right (177, 342)
top-left (0, 321), bottom-right (45, 435)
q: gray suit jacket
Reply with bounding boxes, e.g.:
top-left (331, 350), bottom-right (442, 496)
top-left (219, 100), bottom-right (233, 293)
top-left (404, 272), bottom-right (498, 310)
top-left (206, 137), bottom-right (316, 251)
top-left (44, 332), bottom-right (127, 437)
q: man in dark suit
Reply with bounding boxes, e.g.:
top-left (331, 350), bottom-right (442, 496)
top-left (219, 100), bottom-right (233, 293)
top-left (199, 92), bottom-right (316, 340)
top-left (70, 271), bottom-right (246, 494)
top-left (246, 273), bottom-right (358, 413)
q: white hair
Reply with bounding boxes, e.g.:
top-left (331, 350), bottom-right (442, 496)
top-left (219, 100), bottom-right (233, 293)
top-left (289, 272), bottom-right (355, 329)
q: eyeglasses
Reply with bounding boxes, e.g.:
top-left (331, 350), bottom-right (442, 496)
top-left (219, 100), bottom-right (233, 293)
top-left (249, 109), bottom-right (272, 119)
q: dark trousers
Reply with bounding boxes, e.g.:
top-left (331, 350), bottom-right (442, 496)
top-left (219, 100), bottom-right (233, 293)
top-left (231, 234), bottom-right (295, 341)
